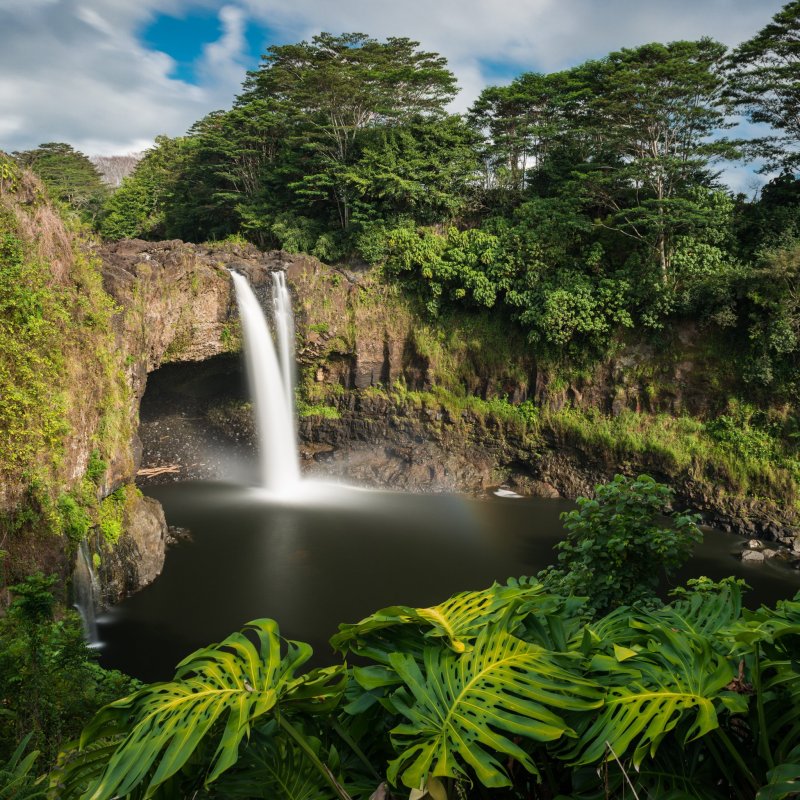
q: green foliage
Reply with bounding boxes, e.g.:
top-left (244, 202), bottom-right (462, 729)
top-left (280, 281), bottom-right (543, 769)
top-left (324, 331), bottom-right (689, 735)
top-left (383, 225), bottom-right (507, 314)
top-left (7, 573), bottom-right (58, 623)
top-left (56, 494), bottom-right (91, 544)
top-left (0, 223), bottom-right (68, 479)
top-left (0, 575), bottom-right (137, 769)
top-left (297, 402), bottom-right (340, 420)
top-left (0, 154), bottom-right (21, 194)
top-left (510, 270), bottom-right (633, 354)
top-left (387, 626), bottom-right (601, 788)
top-left (726, 0), bottom-right (800, 171)
top-left (241, 32), bottom-right (458, 233)
top-left (705, 403), bottom-right (780, 462)
top-left (13, 144), bottom-right (107, 223)
top-left (60, 563), bottom-right (800, 800)
top-left (99, 136), bottom-right (187, 240)
top-left (0, 734), bottom-right (46, 800)
top-left (735, 241), bottom-right (800, 395)
top-left (85, 450), bottom-right (107, 486)
top-left (97, 488), bottom-right (126, 545)
top-left (60, 619), bottom-right (346, 800)
top-left (539, 475), bottom-right (702, 616)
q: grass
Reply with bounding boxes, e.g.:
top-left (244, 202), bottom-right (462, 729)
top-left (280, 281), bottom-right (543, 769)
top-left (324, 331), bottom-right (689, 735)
top-left (539, 406), bottom-right (800, 507)
top-left (297, 403), bottom-right (341, 420)
top-left (351, 381), bottom-right (800, 509)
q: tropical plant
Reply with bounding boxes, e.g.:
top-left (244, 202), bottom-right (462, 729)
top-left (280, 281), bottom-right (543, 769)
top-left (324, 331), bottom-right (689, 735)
top-left (55, 619), bottom-right (346, 799)
top-left (0, 734), bottom-right (46, 800)
top-left (0, 574), bottom-right (135, 769)
top-left (539, 474), bottom-right (703, 617)
top-left (58, 576), bottom-right (800, 800)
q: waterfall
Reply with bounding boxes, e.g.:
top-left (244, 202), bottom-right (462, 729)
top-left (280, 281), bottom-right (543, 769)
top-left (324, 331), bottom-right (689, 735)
top-left (73, 539), bottom-right (99, 645)
top-left (231, 271), bottom-right (301, 493)
top-left (271, 271), bottom-right (296, 419)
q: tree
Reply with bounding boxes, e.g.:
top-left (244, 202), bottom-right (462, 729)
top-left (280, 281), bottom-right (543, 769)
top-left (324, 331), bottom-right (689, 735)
top-left (568, 40), bottom-right (735, 280)
top-left (13, 143), bottom-right (107, 223)
top-left (177, 101), bottom-right (292, 245)
top-left (345, 114), bottom-right (480, 226)
top-left (469, 72), bottom-right (564, 196)
top-left (99, 136), bottom-right (188, 240)
top-left (727, 1), bottom-right (800, 171)
top-left (240, 33), bottom-right (458, 231)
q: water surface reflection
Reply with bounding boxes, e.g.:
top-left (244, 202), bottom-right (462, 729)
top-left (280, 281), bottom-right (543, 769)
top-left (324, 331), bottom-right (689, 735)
top-left (98, 482), bottom-right (800, 681)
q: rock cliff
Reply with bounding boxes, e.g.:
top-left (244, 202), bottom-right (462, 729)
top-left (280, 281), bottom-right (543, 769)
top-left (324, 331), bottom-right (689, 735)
top-left (3, 204), bottom-right (797, 610)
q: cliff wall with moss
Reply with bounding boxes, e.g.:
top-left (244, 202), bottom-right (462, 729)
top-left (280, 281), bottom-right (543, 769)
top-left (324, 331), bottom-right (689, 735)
top-left (2, 194), bottom-right (797, 607)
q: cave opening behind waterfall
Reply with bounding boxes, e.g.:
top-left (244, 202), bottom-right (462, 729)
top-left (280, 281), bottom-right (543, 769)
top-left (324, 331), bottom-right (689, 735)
top-left (137, 355), bottom-right (258, 487)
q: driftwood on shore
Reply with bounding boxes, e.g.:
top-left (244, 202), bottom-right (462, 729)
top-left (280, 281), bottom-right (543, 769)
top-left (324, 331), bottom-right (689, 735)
top-left (136, 464), bottom-right (180, 477)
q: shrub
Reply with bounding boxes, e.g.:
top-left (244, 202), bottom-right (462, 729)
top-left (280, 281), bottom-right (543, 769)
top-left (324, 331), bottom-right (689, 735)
top-left (539, 474), bottom-right (702, 616)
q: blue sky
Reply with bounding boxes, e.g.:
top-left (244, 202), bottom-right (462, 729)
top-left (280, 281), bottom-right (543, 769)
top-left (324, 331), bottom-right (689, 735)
top-left (141, 7), bottom-right (266, 84)
top-left (0, 0), bottom-right (787, 192)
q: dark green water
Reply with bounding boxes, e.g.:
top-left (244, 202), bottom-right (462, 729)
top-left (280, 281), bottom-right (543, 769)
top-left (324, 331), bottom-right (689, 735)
top-left (97, 481), bottom-right (800, 682)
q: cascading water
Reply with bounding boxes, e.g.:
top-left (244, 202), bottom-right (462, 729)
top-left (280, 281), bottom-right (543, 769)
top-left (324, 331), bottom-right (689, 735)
top-left (231, 271), bottom-right (301, 493)
top-left (271, 271), bottom-right (296, 420)
top-left (73, 539), bottom-right (99, 645)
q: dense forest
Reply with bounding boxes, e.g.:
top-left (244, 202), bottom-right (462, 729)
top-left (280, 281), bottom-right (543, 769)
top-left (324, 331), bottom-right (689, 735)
top-left (4, 1), bottom-right (800, 798)
top-left (15, 6), bottom-right (800, 397)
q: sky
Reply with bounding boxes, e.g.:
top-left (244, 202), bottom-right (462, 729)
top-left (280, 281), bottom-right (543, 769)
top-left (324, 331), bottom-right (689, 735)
top-left (0, 0), bottom-right (787, 192)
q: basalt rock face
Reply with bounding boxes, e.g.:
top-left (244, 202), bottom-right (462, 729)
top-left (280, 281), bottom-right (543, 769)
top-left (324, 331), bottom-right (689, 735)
top-left (87, 241), bottom-right (282, 604)
top-left (295, 394), bottom-right (799, 545)
top-left (113, 241), bottom-right (796, 548)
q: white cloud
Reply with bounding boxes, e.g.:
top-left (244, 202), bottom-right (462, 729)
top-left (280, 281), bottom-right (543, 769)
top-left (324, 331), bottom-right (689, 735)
top-left (0, 0), bottom-right (789, 172)
top-left (196, 4), bottom-right (250, 89)
top-left (238, 0), bottom-right (787, 105)
top-left (0, 0), bottom-right (247, 156)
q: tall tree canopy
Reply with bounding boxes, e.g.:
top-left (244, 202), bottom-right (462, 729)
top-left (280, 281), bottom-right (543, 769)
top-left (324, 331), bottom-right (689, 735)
top-left (569, 39), bottom-right (734, 279)
top-left (727, 0), bottom-right (800, 171)
top-left (469, 73), bottom-right (562, 195)
top-left (14, 142), bottom-right (107, 222)
top-left (239, 32), bottom-right (459, 231)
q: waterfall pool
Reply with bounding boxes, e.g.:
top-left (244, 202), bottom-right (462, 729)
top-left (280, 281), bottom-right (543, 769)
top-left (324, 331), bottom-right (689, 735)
top-left (97, 480), bottom-right (800, 681)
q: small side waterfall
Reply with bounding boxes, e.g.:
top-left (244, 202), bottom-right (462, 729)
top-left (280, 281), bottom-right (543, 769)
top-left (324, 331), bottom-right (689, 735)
top-left (231, 271), bottom-right (301, 493)
top-left (73, 539), bottom-right (99, 644)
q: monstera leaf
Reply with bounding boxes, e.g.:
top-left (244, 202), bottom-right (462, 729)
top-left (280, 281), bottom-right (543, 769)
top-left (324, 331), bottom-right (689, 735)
top-left (213, 727), bottom-right (339, 800)
top-left (572, 623), bottom-right (738, 768)
top-left (71, 619), bottom-right (345, 800)
top-left (664, 578), bottom-right (744, 640)
top-left (331, 577), bottom-right (550, 661)
top-left (385, 624), bottom-right (603, 789)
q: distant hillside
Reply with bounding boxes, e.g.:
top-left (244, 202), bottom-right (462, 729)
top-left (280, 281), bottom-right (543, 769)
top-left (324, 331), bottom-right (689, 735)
top-left (90, 153), bottom-right (143, 187)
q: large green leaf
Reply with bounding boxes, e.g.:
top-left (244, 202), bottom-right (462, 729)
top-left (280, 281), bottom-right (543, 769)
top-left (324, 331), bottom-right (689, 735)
top-left (665, 579), bottom-right (744, 640)
top-left (330, 577), bottom-right (548, 661)
top-left (757, 744), bottom-right (800, 800)
top-left (572, 623), bottom-right (736, 768)
top-left (212, 728), bottom-right (337, 800)
top-left (74, 619), bottom-right (345, 800)
top-left (386, 625), bottom-right (603, 789)
top-left (723, 595), bottom-right (800, 763)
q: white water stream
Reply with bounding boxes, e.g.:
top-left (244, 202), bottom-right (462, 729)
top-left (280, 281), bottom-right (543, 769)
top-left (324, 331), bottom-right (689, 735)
top-left (231, 271), bottom-right (301, 493)
top-left (272, 271), bottom-right (296, 420)
top-left (73, 539), bottom-right (99, 645)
